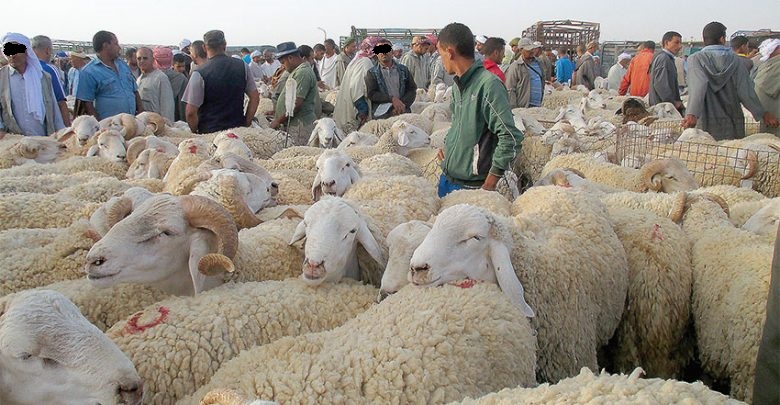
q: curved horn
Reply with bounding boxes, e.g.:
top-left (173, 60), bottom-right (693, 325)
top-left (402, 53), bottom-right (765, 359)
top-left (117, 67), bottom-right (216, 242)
top-left (637, 159), bottom-right (669, 192)
top-left (669, 192), bottom-right (688, 223)
top-left (179, 195), bottom-right (239, 274)
top-left (741, 150), bottom-right (758, 180)
top-left (145, 112), bottom-right (166, 135)
top-left (106, 197), bottom-right (134, 228)
top-left (18, 142), bottom-right (39, 159)
top-left (219, 175), bottom-right (262, 230)
top-left (695, 192), bottom-right (730, 217)
top-left (125, 138), bottom-right (148, 165)
top-left (768, 144), bottom-right (780, 153)
top-left (119, 114), bottom-right (139, 139)
top-left (200, 388), bottom-right (250, 405)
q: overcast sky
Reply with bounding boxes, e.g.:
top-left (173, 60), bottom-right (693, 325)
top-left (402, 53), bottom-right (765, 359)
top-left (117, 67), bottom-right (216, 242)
top-left (4, 0), bottom-right (778, 48)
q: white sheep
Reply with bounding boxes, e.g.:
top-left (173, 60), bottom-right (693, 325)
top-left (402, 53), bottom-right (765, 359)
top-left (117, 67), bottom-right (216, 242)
top-left (0, 290), bottom-right (143, 405)
top-left (378, 220), bottom-right (432, 301)
top-left (57, 114), bottom-right (101, 147)
top-left (99, 112), bottom-right (146, 139)
top-left (306, 117), bottom-right (345, 148)
top-left (336, 131), bottom-right (379, 149)
top-left (85, 128), bottom-right (128, 162)
top-left (125, 135), bottom-right (178, 164)
top-left (345, 120), bottom-right (431, 161)
top-left (211, 131), bottom-right (253, 159)
top-left (125, 148), bottom-right (174, 180)
top-left (310, 149), bottom-right (361, 200)
top-left (648, 102), bottom-right (683, 119)
top-left (0, 171), bottom-right (111, 194)
top-left (741, 197), bottom-right (779, 237)
top-left (184, 283), bottom-right (537, 404)
top-left (0, 136), bottom-right (66, 168)
top-left (191, 168), bottom-right (278, 229)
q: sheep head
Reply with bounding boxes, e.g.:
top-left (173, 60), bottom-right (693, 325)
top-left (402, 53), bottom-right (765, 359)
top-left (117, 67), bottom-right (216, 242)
top-left (742, 199), bottom-right (780, 237)
top-left (192, 169), bottom-right (277, 229)
top-left (289, 197), bottom-right (385, 287)
top-left (85, 129), bottom-right (127, 162)
top-left (337, 132), bottom-right (379, 149)
top-left (59, 115), bottom-right (100, 146)
top-left (311, 150), bottom-right (362, 201)
top-left (378, 220), bottom-right (432, 302)
top-left (85, 194), bottom-right (238, 295)
top-left (390, 120), bottom-right (431, 150)
top-left (409, 204), bottom-right (534, 317)
top-left (579, 90), bottom-right (606, 114)
top-left (212, 132), bottom-right (253, 159)
top-left (0, 290), bottom-right (143, 405)
top-left (126, 149), bottom-right (172, 180)
top-left (638, 158), bottom-right (699, 193)
top-left (648, 102), bottom-right (682, 119)
top-left (135, 111), bottom-right (167, 135)
top-left (307, 118), bottom-right (345, 148)
top-left (534, 168), bottom-right (586, 188)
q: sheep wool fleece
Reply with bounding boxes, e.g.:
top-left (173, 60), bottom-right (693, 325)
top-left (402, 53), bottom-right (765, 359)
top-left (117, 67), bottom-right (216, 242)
top-left (107, 280), bottom-right (378, 404)
top-left (185, 283), bottom-right (538, 405)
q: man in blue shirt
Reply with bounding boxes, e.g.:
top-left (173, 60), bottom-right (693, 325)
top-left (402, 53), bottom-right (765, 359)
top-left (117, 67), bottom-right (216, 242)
top-left (32, 35), bottom-right (71, 127)
top-left (76, 31), bottom-right (142, 120)
top-left (555, 48), bottom-right (574, 85)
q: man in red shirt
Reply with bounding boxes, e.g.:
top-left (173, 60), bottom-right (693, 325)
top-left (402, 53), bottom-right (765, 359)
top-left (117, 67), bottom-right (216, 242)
top-left (619, 41), bottom-right (655, 96)
top-left (482, 37), bottom-right (506, 83)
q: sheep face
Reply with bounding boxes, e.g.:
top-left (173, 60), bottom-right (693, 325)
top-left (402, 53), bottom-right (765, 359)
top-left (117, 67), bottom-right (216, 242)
top-left (534, 168), bottom-right (586, 188)
top-left (86, 129), bottom-right (127, 162)
top-left (308, 118), bottom-right (345, 148)
top-left (67, 115), bottom-right (101, 146)
top-left (742, 199), bottom-right (780, 237)
top-left (391, 121), bottom-right (430, 148)
top-left (337, 132), bottom-right (379, 149)
top-left (207, 169), bottom-right (277, 213)
top-left (409, 204), bottom-right (534, 317)
top-left (378, 220), bottom-right (431, 301)
top-left (289, 197), bottom-right (384, 287)
top-left (554, 105), bottom-right (587, 131)
top-left (85, 195), bottom-right (238, 295)
top-left (0, 290), bottom-right (143, 405)
top-left (648, 102), bottom-right (683, 119)
top-left (212, 132), bottom-right (253, 159)
top-left (126, 149), bottom-right (168, 179)
top-left (312, 150), bottom-right (361, 201)
top-left (580, 90), bottom-right (606, 113)
top-left (640, 159), bottom-right (700, 193)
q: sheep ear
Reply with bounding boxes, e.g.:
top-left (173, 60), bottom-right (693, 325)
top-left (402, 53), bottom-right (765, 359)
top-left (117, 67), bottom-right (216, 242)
top-left (306, 127), bottom-right (320, 147)
top-left (289, 220), bottom-right (307, 245)
top-left (356, 220), bottom-right (385, 268)
top-left (335, 127), bottom-right (346, 143)
top-left (650, 173), bottom-right (664, 192)
top-left (311, 172), bottom-right (323, 201)
top-left (58, 129), bottom-right (75, 143)
top-left (348, 164), bottom-right (362, 184)
top-left (488, 239), bottom-right (534, 318)
top-left (397, 131), bottom-right (410, 147)
top-left (86, 145), bottom-right (99, 157)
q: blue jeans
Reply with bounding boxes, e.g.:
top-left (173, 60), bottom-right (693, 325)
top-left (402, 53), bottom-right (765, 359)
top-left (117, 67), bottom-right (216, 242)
top-left (438, 174), bottom-right (470, 198)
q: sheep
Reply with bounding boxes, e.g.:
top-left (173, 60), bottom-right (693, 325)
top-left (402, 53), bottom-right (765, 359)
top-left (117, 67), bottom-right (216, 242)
top-left (162, 138), bottom-right (211, 195)
top-left (0, 290), bottom-right (143, 405)
top-left (0, 155), bottom-right (128, 179)
top-left (191, 169), bottom-right (278, 229)
top-left (125, 135), bottom-right (178, 164)
top-left (0, 192), bottom-right (95, 231)
top-left (579, 89), bottom-right (607, 114)
top-left (56, 176), bottom-right (138, 204)
top-left (676, 127), bottom-right (716, 143)
top-left (89, 187), bottom-right (155, 237)
top-left (359, 152), bottom-right (423, 177)
top-left (440, 189), bottom-right (513, 217)
top-left (542, 88), bottom-right (585, 109)
top-left (457, 367), bottom-right (742, 404)
top-left (85, 128), bottom-right (128, 162)
top-left (105, 279), bottom-right (378, 404)
top-left (336, 131), bottom-right (379, 149)
top-left (359, 113), bottom-right (434, 136)
top-left (227, 216), bottom-right (306, 283)
top-left (0, 227), bottom-right (63, 250)
top-left (345, 120), bottom-right (431, 161)
top-left (740, 197), bottom-right (779, 237)
top-left (126, 148), bottom-right (174, 180)
top-left (211, 131), bottom-right (253, 159)
top-left (99, 112), bottom-right (146, 139)
top-left (306, 117), bottom-right (345, 148)
top-left (0, 220), bottom-right (98, 297)
top-left (0, 136), bottom-right (66, 168)
top-left (378, 220), bottom-right (432, 301)
top-left (84, 194), bottom-right (239, 296)
top-left (430, 127), bottom-right (448, 148)
top-left (602, 206), bottom-right (693, 378)
top-left (413, 190), bottom-right (629, 383)
top-left (56, 114), bottom-right (101, 148)
top-left (206, 127), bottom-right (288, 159)
top-left (0, 171), bottom-right (111, 194)
top-left (184, 282), bottom-right (537, 405)
top-left (647, 102), bottom-right (684, 119)
top-left (543, 153), bottom-right (699, 193)
top-left (310, 149), bottom-right (361, 200)
top-left (420, 102), bottom-right (451, 124)
top-left (268, 170), bottom-right (316, 205)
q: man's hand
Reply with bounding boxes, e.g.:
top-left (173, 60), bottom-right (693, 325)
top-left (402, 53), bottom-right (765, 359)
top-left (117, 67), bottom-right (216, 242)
top-left (269, 115), bottom-right (284, 130)
top-left (763, 112), bottom-right (780, 128)
top-left (391, 97), bottom-right (406, 115)
top-left (673, 101), bottom-right (684, 110)
top-left (481, 173), bottom-right (500, 191)
top-left (436, 148), bottom-right (444, 161)
top-left (681, 114), bottom-right (698, 129)
top-left (357, 113), bottom-right (368, 126)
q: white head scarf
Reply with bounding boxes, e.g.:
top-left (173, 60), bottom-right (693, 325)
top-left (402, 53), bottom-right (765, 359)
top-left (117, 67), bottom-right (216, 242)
top-left (2, 32), bottom-right (45, 123)
top-left (759, 38), bottom-right (780, 62)
top-left (618, 53), bottom-right (632, 62)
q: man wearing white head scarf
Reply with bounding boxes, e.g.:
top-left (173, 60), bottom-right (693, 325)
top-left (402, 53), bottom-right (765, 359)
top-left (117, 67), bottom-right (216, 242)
top-left (754, 39), bottom-right (780, 136)
top-left (0, 32), bottom-right (64, 136)
top-left (608, 52), bottom-right (631, 91)
top-left (248, 50), bottom-right (265, 81)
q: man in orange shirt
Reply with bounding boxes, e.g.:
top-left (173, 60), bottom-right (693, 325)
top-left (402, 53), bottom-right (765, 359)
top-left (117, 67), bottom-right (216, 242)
top-left (619, 41), bottom-right (655, 96)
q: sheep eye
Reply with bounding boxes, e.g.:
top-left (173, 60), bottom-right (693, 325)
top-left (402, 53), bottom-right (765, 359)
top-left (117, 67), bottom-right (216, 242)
top-left (20, 353), bottom-right (32, 360)
top-left (349, 229), bottom-right (357, 234)
top-left (160, 230), bottom-right (173, 236)
top-left (345, 163), bottom-right (350, 167)
top-left (42, 357), bottom-right (59, 367)
top-left (473, 235), bottom-right (482, 241)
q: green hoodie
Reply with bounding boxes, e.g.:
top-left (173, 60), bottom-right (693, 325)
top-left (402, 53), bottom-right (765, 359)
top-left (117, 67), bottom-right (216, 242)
top-left (442, 60), bottom-right (523, 187)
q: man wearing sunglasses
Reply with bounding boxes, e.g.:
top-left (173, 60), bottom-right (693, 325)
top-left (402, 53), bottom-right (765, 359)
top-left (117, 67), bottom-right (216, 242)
top-left (0, 33), bottom-right (65, 137)
top-left (401, 36), bottom-right (431, 89)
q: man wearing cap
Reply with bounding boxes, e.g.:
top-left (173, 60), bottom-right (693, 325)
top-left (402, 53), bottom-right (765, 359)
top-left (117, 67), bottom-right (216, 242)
top-left (474, 35), bottom-right (487, 61)
top-left (619, 41), bottom-right (654, 97)
top-left (269, 42), bottom-right (317, 145)
top-left (135, 47), bottom-right (175, 122)
top-left (154, 46), bottom-right (187, 122)
top-left (261, 50), bottom-right (281, 85)
top-left (68, 51), bottom-right (90, 96)
top-left (555, 48), bottom-right (574, 85)
top-left (435, 23), bottom-right (522, 197)
top-left (753, 39), bottom-right (780, 136)
top-left (249, 50), bottom-right (266, 82)
top-left (509, 38), bottom-right (521, 62)
top-left (0, 33), bottom-right (66, 137)
top-left (608, 53), bottom-right (631, 92)
top-left (178, 39), bottom-right (193, 76)
top-left (76, 31), bottom-right (142, 121)
top-left (505, 38), bottom-right (545, 108)
top-left (683, 22), bottom-right (778, 139)
top-left (31, 35), bottom-right (71, 127)
top-left (364, 39), bottom-right (416, 120)
top-left (401, 36), bottom-right (431, 89)
top-left (649, 31), bottom-right (684, 113)
top-left (182, 30), bottom-right (259, 133)
top-left (574, 41), bottom-right (599, 90)
top-left (335, 37), bottom-right (356, 87)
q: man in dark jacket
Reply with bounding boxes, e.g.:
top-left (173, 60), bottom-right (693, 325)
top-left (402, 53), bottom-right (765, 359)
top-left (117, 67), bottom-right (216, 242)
top-left (649, 31), bottom-right (684, 113)
top-left (364, 39), bottom-right (416, 119)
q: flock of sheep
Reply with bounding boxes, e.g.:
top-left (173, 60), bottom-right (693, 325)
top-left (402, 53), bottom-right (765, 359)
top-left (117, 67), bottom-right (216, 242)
top-left (0, 80), bottom-right (778, 405)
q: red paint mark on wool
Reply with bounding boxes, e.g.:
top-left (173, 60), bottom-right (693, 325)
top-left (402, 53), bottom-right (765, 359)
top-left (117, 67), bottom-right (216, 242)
top-left (124, 306), bottom-right (169, 334)
top-left (448, 278), bottom-right (482, 289)
top-left (188, 145), bottom-right (198, 154)
top-left (650, 224), bottom-right (664, 241)
top-left (226, 132), bottom-right (238, 139)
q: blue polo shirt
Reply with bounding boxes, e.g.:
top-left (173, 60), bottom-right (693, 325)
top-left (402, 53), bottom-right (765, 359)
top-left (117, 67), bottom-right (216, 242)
top-left (76, 57), bottom-right (137, 120)
top-left (39, 61), bottom-right (66, 102)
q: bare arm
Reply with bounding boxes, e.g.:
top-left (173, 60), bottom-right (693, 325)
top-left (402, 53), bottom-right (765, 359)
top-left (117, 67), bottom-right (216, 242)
top-left (244, 88), bottom-right (259, 127)
top-left (57, 100), bottom-right (72, 127)
top-left (135, 91), bottom-right (143, 114)
top-left (81, 101), bottom-right (97, 118)
top-left (185, 103), bottom-right (199, 133)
